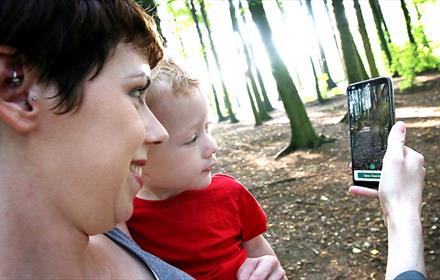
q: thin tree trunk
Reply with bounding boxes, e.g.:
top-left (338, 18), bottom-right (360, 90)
top-left (238, 0), bottom-right (275, 112)
top-left (246, 78), bottom-right (262, 126)
top-left (228, 0), bottom-right (271, 122)
top-left (354, 0), bottom-right (379, 77)
top-left (184, 0), bottom-right (227, 122)
top-left (400, 0), bottom-right (416, 45)
top-left (332, 0), bottom-right (368, 84)
top-left (310, 56), bottom-right (324, 103)
top-left (323, 0), bottom-right (344, 75)
top-left (247, 0), bottom-right (323, 157)
top-left (413, 2), bottom-right (430, 49)
top-left (369, 0), bottom-right (393, 69)
top-left (197, 0), bottom-right (238, 123)
top-left (305, 0), bottom-right (337, 90)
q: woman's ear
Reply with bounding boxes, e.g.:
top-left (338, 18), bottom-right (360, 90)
top-left (0, 46), bottom-right (39, 133)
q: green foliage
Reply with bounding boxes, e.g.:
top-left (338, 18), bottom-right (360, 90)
top-left (390, 26), bottom-right (440, 90)
top-left (390, 43), bottom-right (440, 90)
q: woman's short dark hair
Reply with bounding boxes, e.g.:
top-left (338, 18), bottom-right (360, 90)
top-left (0, 0), bottom-right (163, 113)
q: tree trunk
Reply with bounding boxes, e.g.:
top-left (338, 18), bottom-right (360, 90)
top-left (238, 0), bottom-right (275, 112)
top-left (369, 0), bottom-right (393, 69)
top-left (323, 0), bottom-right (344, 75)
top-left (305, 0), bottom-right (337, 90)
top-left (247, 0), bottom-right (322, 157)
top-left (354, 0), bottom-right (379, 77)
top-left (413, 2), bottom-right (431, 49)
top-left (197, 0), bottom-right (238, 123)
top-left (185, 0), bottom-right (227, 122)
top-left (246, 79), bottom-right (262, 126)
top-left (332, 0), bottom-right (368, 84)
top-left (310, 56), bottom-right (323, 103)
top-left (228, 0), bottom-right (271, 122)
top-left (400, 0), bottom-right (416, 45)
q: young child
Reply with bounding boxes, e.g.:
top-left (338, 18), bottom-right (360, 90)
top-left (126, 58), bottom-right (285, 280)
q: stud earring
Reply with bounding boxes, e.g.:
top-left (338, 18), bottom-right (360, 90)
top-left (31, 95), bottom-right (38, 102)
top-left (11, 70), bottom-right (22, 87)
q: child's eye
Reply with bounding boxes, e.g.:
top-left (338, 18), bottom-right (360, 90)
top-left (185, 134), bottom-right (198, 145)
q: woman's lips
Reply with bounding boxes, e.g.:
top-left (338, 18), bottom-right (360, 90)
top-left (130, 159), bottom-right (146, 188)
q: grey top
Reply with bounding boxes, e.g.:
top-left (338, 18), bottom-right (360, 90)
top-left (394, 270), bottom-right (427, 280)
top-left (104, 228), bottom-right (194, 280)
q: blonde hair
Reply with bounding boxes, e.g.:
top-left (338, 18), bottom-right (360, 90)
top-left (147, 57), bottom-right (200, 101)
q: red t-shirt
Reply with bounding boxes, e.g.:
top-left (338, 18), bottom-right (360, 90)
top-left (127, 174), bottom-right (267, 280)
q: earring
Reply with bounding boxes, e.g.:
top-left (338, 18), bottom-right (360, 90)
top-left (11, 70), bottom-right (22, 87)
top-left (31, 95), bottom-right (38, 102)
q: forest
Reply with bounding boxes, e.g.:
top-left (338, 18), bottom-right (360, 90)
top-left (136, 0), bottom-right (439, 279)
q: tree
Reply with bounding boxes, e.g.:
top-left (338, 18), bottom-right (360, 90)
top-left (247, 0), bottom-right (324, 158)
top-left (305, 0), bottom-right (337, 90)
top-left (228, 0), bottom-right (271, 124)
top-left (238, 0), bottom-right (275, 112)
top-left (400, 0), bottom-right (416, 45)
top-left (323, 0), bottom-right (344, 75)
top-left (369, 0), bottom-right (393, 69)
top-left (353, 0), bottom-right (379, 77)
top-left (332, 0), bottom-right (368, 84)
top-left (196, 0), bottom-right (239, 123)
top-left (184, 0), bottom-right (227, 122)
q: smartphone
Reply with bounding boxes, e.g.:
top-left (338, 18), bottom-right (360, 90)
top-left (347, 77), bottom-right (395, 188)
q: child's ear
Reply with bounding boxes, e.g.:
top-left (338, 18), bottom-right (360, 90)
top-left (0, 46), bottom-right (39, 133)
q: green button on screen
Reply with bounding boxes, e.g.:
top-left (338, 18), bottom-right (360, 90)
top-left (358, 172), bottom-right (381, 179)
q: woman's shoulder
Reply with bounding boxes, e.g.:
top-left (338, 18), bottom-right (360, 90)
top-left (102, 228), bottom-right (194, 280)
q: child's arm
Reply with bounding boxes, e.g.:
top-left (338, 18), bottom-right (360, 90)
top-left (237, 235), bottom-right (286, 280)
top-left (241, 235), bottom-right (275, 257)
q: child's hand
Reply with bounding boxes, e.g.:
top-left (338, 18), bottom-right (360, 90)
top-left (237, 255), bottom-right (287, 280)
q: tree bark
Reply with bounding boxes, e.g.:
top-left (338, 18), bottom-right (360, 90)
top-left (247, 0), bottom-right (322, 157)
top-left (354, 0), bottom-right (379, 77)
top-left (184, 0), bottom-right (227, 122)
top-left (197, 0), bottom-right (239, 123)
top-left (332, 0), bottom-right (368, 84)
top-left (305, 0), bottom-right (337, 90)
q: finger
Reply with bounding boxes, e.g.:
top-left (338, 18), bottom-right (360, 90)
top-left (249, 257), bottom-right (277, 280)
top-left (386, 121), bottom-right (406, 156)
top-left (349, 186), bottom-right (379, 198)
top-left (266, 266), bottom-right (286, 280)
top-left (237, 259), bottom-right (256, 280)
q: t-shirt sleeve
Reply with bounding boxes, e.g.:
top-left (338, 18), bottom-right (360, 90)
top-left (393, 271), bottom-right (427, 280)
top-left (235, 180), bottom-right (268, 241)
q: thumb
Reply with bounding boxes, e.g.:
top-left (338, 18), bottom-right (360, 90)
top-left (386, 121), bottom-right (406, 155)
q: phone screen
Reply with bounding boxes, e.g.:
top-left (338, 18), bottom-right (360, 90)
top-left (347, 77), bottom-right (395, 188)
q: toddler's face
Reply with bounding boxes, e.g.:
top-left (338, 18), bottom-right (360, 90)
top-left (142, 89), bottom-right (218, 198)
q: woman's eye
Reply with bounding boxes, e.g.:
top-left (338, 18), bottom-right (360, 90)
top-left (129, 88), bottom-right (145, 101)
top-left (185, 134), bottom-right (198, 145)
top-left (129, 81), bottom-right (150, 102)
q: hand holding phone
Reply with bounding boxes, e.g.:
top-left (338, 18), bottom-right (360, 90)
top-left (347, 77), bottom-right (395, 188)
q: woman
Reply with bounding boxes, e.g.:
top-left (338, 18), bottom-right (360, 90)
top-left (0, 1), bottom-right (191, 278)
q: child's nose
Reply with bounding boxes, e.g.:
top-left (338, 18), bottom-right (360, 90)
top-left (204, 135), bottom-right (218, 157)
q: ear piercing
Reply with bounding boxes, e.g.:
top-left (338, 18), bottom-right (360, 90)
top-left (11, 70), bottom-right (22, 87)
top-left (31, 95), bottom-right (38, 101)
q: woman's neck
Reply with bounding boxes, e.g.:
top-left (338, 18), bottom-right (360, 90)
top-left (0, 177), bottom-right (89, 278)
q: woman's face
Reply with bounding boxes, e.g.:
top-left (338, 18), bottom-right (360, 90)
top-left (33, 43), bottom-right (168, 234)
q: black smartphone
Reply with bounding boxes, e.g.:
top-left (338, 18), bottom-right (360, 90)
top-left (347, 77), bottom-right (395, 188)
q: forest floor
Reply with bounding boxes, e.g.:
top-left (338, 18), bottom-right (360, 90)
top-left (211, 72), bottom-right (440, 280)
